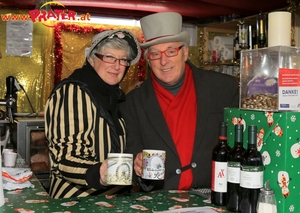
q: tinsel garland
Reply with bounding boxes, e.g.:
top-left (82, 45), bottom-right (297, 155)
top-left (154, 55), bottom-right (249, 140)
top-left (137, 34), bottom-right (146, 81)
top-left (53, 22), bottom-right (146, 85)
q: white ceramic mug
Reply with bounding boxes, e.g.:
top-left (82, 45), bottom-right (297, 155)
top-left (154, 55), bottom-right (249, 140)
top-left (106, 153), bottom-right (133, 185)
top-left (142, 149), bottom-right (166, 180)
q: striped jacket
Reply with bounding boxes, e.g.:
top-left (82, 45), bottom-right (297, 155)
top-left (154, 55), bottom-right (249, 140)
top-left (45, 79), bottom-right (126, 198)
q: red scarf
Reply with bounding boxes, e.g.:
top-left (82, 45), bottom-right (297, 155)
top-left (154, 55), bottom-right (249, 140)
top-left (152, 63), bottom-right (197, 189)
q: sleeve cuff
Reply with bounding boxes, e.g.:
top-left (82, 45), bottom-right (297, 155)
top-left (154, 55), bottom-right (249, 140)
top-left (137, 177), bottom-right (155, 192)
top-left (85, 163), bottom-right (107, 190)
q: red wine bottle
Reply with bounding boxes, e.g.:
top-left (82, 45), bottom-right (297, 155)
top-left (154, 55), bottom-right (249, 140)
top-left (211, 122), bottom-right (231, 206)
top-left (226, 124), bottom-right (246, 212)
top-left (239, 125), bottom-right (264, 213)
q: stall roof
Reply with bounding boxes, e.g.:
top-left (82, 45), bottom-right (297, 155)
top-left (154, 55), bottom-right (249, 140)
top-left (0, 0), bottom-right (290, 23)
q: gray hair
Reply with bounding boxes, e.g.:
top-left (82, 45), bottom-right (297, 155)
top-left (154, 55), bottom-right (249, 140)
top-left (89, 36), bottom-right (135, 63)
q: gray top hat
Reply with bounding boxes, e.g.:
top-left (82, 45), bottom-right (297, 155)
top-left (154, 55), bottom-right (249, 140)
top-left (88, 30), bottom-right (141, 65)
top-left (139, 12), bottom-right (190, 49)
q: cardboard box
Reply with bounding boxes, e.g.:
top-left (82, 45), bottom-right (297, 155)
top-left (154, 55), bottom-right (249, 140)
top-left (239, 46), bottom-right (300, 111)
top-left (224, 108), bottom-right (300, 213)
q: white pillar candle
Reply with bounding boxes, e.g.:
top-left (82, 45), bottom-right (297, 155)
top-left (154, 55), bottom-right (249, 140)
top-left (268, 11), bottom-right (291, 47)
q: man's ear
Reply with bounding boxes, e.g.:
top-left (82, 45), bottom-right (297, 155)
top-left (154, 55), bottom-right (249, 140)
top-left (183, 46), bottom-right (189, 61)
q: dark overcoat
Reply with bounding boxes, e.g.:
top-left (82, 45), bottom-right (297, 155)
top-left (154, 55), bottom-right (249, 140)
top-left (120, 61), bottom-right (239, 190)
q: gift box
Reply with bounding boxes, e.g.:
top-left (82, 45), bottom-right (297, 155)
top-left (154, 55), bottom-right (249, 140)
top-left (239, 46), bottom-right (300, 111)
top-left (224, 108), bottom-right (300, 213)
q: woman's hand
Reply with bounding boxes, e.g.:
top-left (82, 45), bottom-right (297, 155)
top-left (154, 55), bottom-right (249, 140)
top-left (100, 159), bottom-right (108, 186)
top-left (134, 152), bottom-right (143, 177)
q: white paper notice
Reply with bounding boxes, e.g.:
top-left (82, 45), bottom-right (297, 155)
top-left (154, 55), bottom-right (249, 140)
top-left (6, 20), bottom-right (33, 56)
top-left (278, 68), bottom-right (300, 111)
top-left (153, 206), bottom-right (219, 213)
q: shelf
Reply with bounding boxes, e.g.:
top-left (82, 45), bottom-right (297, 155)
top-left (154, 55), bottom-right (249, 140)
top-left (204, 60), bottom-right (240, 66)
top-left (198, 14), bottom-right (259, 30)
top-left (198, 13), bottom-right (267, 68)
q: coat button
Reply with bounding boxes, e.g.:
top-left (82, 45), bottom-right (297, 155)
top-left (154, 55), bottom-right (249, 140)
top-left (176, 169), bottom-right (181, 174)
top-left (191, 162), bottom-right (197, 168)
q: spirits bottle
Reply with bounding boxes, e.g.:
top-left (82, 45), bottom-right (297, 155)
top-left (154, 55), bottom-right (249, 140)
top-left (211, 122), bottom-right (231, 206)
top-left (239, 22), bottom-right (248, 50)
top-left (233, 29), bottom-right (240, 60)
top-left (239, 125), bottom-right (264, 213)
top-left (226, 124), bottom-right (246, 212)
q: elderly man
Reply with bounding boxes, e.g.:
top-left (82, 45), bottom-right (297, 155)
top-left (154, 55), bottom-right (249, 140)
top-left (121, 12), bottom-right (239, 191)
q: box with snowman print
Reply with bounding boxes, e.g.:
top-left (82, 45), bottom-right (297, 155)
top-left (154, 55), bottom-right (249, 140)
top-left (224, 108), bottom-right (300, 213)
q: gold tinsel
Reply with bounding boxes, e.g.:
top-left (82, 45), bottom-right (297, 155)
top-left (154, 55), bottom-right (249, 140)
top-left (0, 8), bottom-right (207, 114)
top-left (0, 9), bottom-right (46, 113)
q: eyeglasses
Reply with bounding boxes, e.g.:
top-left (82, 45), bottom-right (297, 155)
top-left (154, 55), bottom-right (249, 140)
top-left (94, 53), bottom-right (131, 66)
top-left (147, 45), bottom-right (184, 60)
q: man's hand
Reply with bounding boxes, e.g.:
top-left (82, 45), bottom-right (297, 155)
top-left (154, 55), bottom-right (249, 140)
top-left (134, 152), bottom-right (143, 177)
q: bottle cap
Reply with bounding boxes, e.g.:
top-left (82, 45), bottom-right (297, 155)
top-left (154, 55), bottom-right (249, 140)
top-left (219, 122), bottom-right (227, 137)
top-left (235, 124), bottom-right (244, 142)
top-left (248, 125), bottom-right (257, 144)
top-left (260, 180), bottom-right (274, 195)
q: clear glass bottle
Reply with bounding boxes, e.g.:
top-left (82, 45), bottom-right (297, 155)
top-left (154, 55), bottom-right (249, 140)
top-left (257, 181), bottom-right (277, 213)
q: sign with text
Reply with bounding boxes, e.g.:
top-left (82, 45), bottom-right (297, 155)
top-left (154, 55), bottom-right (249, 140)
top-left (278, 68), bottom-right (300, 110)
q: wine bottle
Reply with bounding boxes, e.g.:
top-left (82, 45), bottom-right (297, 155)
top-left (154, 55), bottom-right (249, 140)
top-left (226, 124), bottom-right (246, 212)
top-left (211, 121), bottom-right (231, 206)
top-left (239, 125), bottom-right (264, 213)
top-left (256, 13), bottom-right (267, 48)
top-left (252, 28), bottom-right (258, 49)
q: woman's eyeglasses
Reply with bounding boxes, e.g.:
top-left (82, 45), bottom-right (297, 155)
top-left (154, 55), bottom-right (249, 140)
top-left (95, 53), bottom-right (131, 66)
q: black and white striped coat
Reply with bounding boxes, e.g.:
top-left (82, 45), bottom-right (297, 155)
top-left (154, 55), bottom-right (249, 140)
top-left (45, 79), bottom-right (126, 198)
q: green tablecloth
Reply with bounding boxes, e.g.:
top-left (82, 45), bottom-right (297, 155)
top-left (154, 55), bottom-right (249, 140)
top-left (1, 177), bottom-right (231, 213)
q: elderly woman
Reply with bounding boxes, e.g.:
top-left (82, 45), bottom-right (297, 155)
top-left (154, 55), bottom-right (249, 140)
top-left (45, 30), bottom-right (141, 198)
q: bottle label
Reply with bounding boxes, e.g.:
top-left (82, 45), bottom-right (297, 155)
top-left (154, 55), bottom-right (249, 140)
top-left (211, 161), bottom-right (227, 192)
top-left (227, 161), bottom-right (240, 184)
top-left (240, 165), bottom-right (264, 188)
